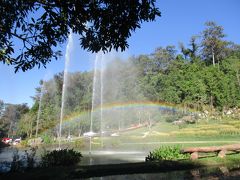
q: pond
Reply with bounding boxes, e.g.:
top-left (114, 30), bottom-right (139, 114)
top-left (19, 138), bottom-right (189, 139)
top-left (1, 146), bottom-right (240, 179)
top-left (81, 150), bottom-right (147, 165)
top-left (0, 147), bottom-right (147, 173)
top-left (0, 147), bottom-right (29, 173)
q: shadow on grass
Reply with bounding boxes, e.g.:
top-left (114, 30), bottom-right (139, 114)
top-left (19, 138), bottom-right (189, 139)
top-left (71, 160), bottom-right (202, 179)
top-left (0, 160), bottom-right (202, 180)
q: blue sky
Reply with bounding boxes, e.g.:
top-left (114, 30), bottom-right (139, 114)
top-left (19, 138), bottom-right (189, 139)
top-left (0, 0), bottom-right (240, 106)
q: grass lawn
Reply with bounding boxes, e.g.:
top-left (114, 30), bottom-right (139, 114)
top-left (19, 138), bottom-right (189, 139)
top-left (84, 119), bottom-right (240, 152)
top-left (38, 117), bottom-right (240, 152)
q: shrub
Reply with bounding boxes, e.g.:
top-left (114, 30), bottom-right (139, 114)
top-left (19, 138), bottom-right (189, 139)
top-left (145, 146), bottom-right (189, 161)
top-left (41, 149), bottom-right (82, 167)
top-left (165, 115), bottom-right (181, 123)
top-left (74, 139), bottom-right (85, 149)
top-left (41, 134), bottom-right (54, 144)
top-left (20, 139), bottom-right (28, 147)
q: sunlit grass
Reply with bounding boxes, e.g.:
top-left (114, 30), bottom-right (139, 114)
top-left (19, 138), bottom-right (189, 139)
top-left (37, 116), bottom-right (240, 153)
top-left (83, 117), bottom-right (240, 151)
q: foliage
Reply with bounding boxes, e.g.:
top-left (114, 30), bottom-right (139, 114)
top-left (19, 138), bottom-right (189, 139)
top-left (74, 139), bottom-right (85, 149)
top-left (165, 114), bottom-right (184, 123)
top-left (0, 101), bottom-right (29, 137)
top-left (201, 21), bottom-right (227, 66)
top-left (41, 149), bottom-right (82, 167)
top-left (0, 0), bottom-right (160, 72)
top-left (145, 146), bottom-right (189, 161)
top-left (179, 36), bottom-right (199, 60)
top-left (41, 134), bottom-right (54, 144)
top-left (20, 139), bottom-right (28, 147)
top-left (17, 113), bottom-right (34, 138)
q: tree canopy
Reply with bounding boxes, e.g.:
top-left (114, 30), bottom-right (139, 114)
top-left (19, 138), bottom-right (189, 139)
top-left (0, 0), bottom-right (160, 72)
top-left (201, 21), bottom-right (227, 66)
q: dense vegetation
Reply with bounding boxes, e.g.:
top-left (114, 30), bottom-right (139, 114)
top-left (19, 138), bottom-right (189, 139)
top-left (41, 149), bottom-right (82, 167)
top-left (0, 101), bottom-right (29, 137)
top-left (0, 21), bottom-right (239, 139)
top-left (145, 146), bottom-right (189, 161)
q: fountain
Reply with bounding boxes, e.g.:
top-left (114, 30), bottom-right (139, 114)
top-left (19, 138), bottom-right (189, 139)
top-left (54, 35), bottom-right (192, 164)
top-left (100, 53), bottom-right (104, 148)
top-left (58, 30), bottom-right (73, 149)
top-left (87, 52), bottom-right (105, 153)
top-left (55, 31), bottom-right (160, 158)
top-left (89, 52), bottom-right (99, 154)
top-left (35, 81), bottom-right (45, 138)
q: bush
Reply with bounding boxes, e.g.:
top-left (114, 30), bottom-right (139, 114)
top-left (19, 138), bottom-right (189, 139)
top-left (145, 146), bottom-right (189, 161)
top-left (41, 149), bottom-right (82, 167)
top-left (165, 115), bottom-right (181, 123)
top-left (20, 139), bottom-right (28, 147)
top-left (41, 134), bottom-right (54, 144)
top-left (74, 139), bottom-right (85, 149)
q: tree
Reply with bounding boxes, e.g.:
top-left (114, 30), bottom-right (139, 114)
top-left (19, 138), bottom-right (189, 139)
top-left (0, 0), bottom-right (160, 72)
top-left (0, 103), bottom-right (29, 137)
top-left (0, 99), bottom-right (4, 118)
top-left (17, 113), bottom-right (34, 138)
top-left (179, 62), bottom-right (207, 110)
top-left (221, 58), bottom-right (240, 94)
top-left (151, 46), bottom-right (176, 72)
top-left (179, 36), bottom-right (199, 61)
top-left (201, 21), bottom-right (226, 66)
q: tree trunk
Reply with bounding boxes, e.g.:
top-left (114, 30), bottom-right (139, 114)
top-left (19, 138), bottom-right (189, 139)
top-left (30, 119), bottom-right (33, 138)
top-left (236, 70), bottom-right (240, 91)
top-left (78, 126), bottom-right (82, 137)
top-left (138, 111), bottom-right (141, 125)
top-left (222, 106), bottom-right (225, 117)
top-left (35, 118), bottom-right (39, 137)
top-left (148, 112), bottom-right (152, 131)
top-left (210, 95), bottom-right (213, 111)
top-left (212, 49), bottom-right (215, 66)
top-left (7, 121), bottom-right (13, 138)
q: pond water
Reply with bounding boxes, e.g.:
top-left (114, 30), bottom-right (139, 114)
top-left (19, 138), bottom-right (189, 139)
top-left (0, 147), bottom-right (147, 173)
top-left (81, 150), bottom-right (147, 165)
top-left (0, 147), bottom-right (28, 161)
top-left (0, 147), bottom-right (29, 173)
top-left (0, 147), bottom-right (147, 172)
top-left (1, 147), bottom-right (240, 179)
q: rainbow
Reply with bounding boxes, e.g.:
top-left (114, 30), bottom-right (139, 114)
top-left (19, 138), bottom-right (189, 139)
top-left (59, 101), bottom-right (198, 126)
top-left (39, 101), bottom-right (199, 134)
top-left (91, 101), bottom-right (186, 111)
